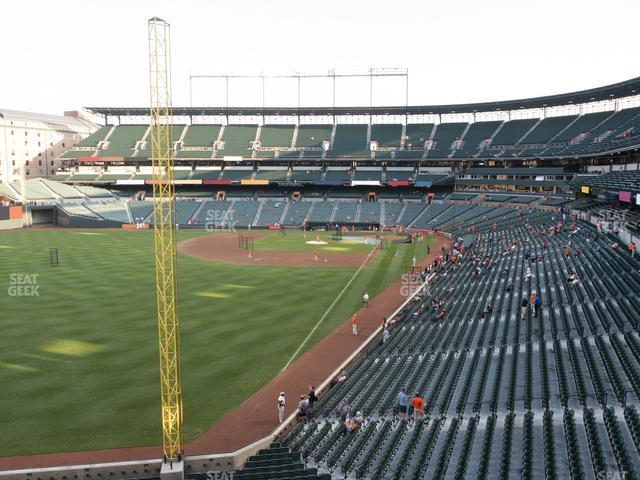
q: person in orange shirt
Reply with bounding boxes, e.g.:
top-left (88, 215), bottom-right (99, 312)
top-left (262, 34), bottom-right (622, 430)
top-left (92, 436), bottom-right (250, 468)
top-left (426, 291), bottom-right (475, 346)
top-left (351, 314), bottom-right (358, 335)
top-left (411, 393), bottom-right (424, 418)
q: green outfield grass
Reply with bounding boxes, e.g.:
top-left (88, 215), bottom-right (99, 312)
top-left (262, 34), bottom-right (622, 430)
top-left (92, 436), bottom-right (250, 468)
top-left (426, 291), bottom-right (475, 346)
top-left (252, 230), bottom-right (376, 254)
top-left (0, 229), bottom-right (432, 456)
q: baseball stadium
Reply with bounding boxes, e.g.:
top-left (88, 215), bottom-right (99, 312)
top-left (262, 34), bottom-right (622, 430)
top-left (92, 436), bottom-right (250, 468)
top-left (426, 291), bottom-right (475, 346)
top-left (2, 4), bottom-right (640, 480)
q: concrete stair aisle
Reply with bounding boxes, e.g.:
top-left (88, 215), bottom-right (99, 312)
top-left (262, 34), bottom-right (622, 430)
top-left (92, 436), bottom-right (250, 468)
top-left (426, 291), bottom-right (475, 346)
top-left (407, 203), bottom-right (437, 229)
top-left (354, 202), bottom-right (362, 223)
top-left (303, 201), bottom-right (316, 224)
top-left (395, 203), bottom-right (408, 225)
top-left (516, 118), bottom-right (543, 145)
top-left (278, 201), bottom-right (291, 225)
top-left (188, 201), bottom-right (207, 224)
top-left (328, 201), bottom-right (339, 223)
top-left (124, 203), bottom-right (134, 223)
top-left (251, 199), bottom-right (266, 227)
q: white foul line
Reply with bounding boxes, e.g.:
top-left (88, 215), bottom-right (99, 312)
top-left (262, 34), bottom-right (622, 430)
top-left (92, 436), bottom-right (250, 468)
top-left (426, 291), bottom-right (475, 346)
top-left (281, 245), bottom-right (378, 371)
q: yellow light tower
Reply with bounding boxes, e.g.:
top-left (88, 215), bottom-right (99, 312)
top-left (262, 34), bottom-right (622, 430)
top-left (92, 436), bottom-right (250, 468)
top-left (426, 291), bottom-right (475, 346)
top-left (148, 17), bottom-right (184, 467)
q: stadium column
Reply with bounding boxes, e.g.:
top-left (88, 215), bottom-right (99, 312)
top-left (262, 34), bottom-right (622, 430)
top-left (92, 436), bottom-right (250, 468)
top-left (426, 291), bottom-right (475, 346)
top-left (148, 17), bottom-right (184, 478)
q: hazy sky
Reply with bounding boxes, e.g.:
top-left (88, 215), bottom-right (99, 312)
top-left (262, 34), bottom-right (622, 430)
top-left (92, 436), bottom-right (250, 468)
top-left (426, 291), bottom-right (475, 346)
top-left (1, 0), bottom-right (638, 114)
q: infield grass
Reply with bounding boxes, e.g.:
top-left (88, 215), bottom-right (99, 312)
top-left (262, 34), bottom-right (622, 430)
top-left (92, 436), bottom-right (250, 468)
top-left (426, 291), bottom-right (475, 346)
top-left (0, 229), bottom-right (432, 456)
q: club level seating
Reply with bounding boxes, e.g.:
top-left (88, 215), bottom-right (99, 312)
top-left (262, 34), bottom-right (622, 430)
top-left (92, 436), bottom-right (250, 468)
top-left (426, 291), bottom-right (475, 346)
top-left (190, 169), bottom-right (221, 180)
top-left (353, 169), bottom-right (382, 181)
top-left (324, 170), bottom-right (351, 183)
top-left (221, 169), bottom-right (253, 181)
top-left (385, 170), bottom-right (415, 182)
top-left (448, 192), bottom-right (478, 201)
top-left (576, 169), bottom-right (640, 194)
top-left (253, 169), bottom-right (289, 182)
top-left (290, 169), bottom-right (323, 183)
top-left (99, 173), bottom-right (132, 181)
top-left (267, 213), bottom-right (640, 479)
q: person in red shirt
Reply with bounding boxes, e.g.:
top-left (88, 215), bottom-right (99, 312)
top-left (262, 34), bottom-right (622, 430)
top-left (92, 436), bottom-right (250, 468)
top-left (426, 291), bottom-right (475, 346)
top-left (411, 393), bottom-right (424, 418)
top-left (351, 314), bottom-right (358, 335)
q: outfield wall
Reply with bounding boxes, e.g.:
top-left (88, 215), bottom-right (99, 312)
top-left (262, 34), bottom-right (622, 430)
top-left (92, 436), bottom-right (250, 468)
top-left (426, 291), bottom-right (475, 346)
top-left (0, 205), bottom-right (23, 230)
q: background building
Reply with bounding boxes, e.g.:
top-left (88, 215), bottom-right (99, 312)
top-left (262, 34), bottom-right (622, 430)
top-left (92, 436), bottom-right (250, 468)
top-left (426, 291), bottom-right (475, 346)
top-left (0, 109), bottom-right (97, 184)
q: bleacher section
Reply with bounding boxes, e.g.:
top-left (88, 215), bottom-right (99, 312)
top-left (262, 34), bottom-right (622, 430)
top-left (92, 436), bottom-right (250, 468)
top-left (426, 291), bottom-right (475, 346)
top-left (264, 216), bottom-right (640, 479)
top-left (85, 202), bottom-right (130, 223)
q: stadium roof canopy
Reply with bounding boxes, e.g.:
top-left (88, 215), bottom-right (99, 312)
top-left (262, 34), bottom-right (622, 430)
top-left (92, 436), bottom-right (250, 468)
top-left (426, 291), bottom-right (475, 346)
top-left (86, 76), bottom-right (640, 117)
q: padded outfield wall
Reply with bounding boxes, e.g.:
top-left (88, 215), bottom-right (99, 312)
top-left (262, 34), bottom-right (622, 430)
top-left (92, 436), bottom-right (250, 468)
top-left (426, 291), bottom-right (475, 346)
top-left (0, 205), bottom-right (23, 230)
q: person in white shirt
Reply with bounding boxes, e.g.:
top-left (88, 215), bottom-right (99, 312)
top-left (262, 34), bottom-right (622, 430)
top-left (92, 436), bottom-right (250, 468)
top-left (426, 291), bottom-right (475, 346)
top-left (362, 292), bottom-right (370, 307)
top-left (277, 392), bottom-right (286, 423)
top-left (383, 328), bottom-right (390, 343)
top-left (412, 256), bottom-right (417, 268)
